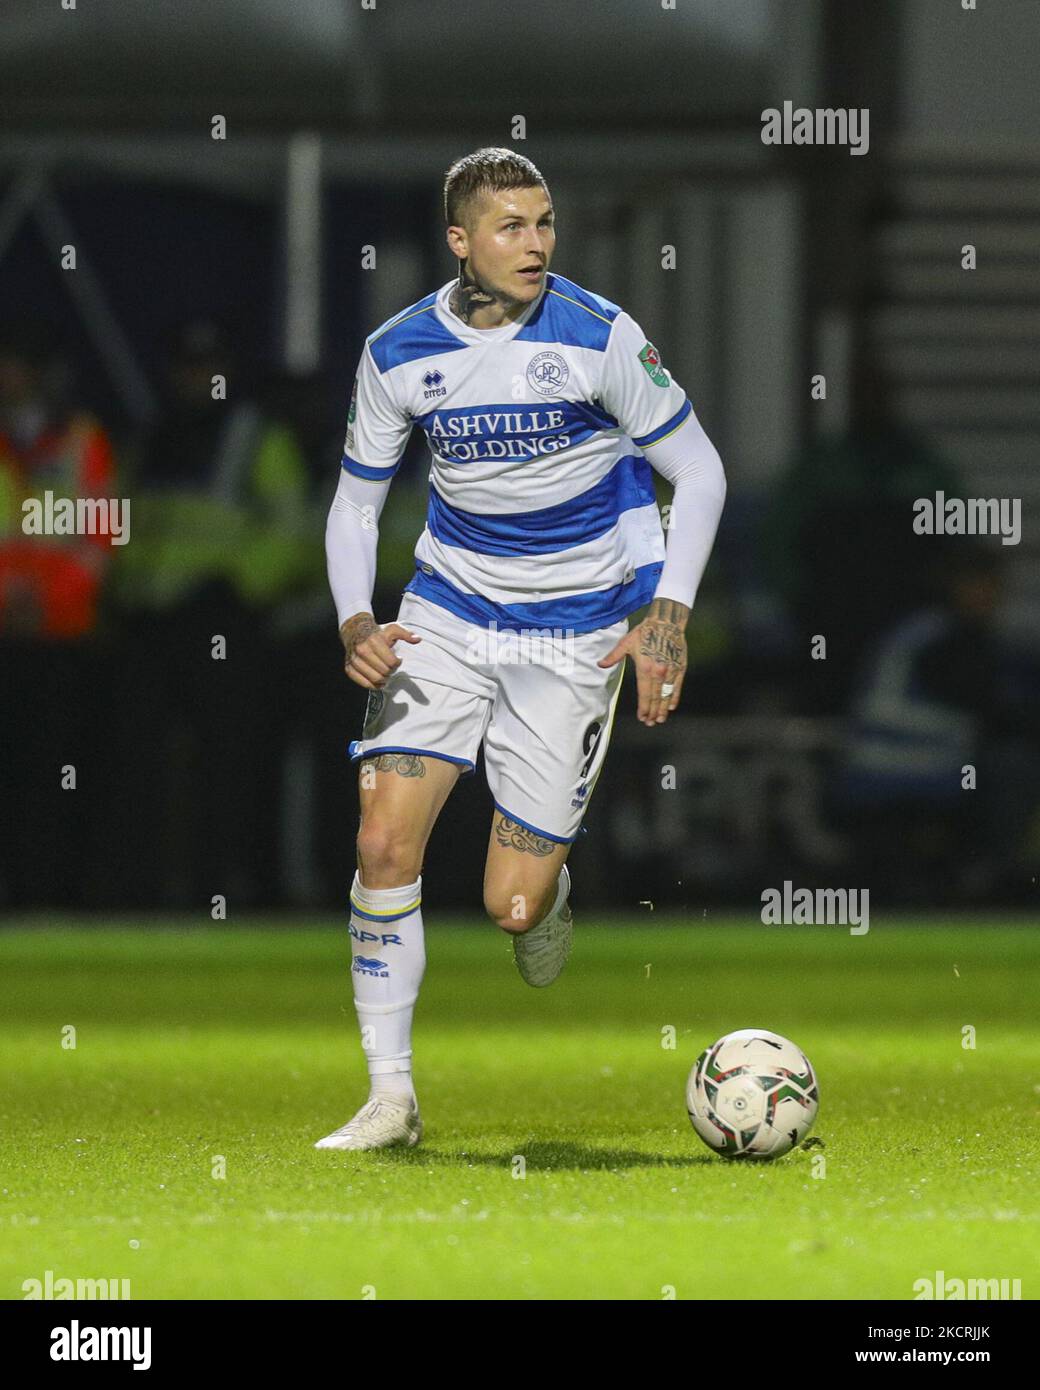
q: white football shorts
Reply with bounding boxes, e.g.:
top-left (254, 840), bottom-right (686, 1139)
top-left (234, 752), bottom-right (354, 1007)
top-left (347, 591), bottom-right (628, 843)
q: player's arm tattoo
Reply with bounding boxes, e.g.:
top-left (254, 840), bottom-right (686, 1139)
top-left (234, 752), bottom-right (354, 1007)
top-left (638, 597), bottom-right (690, 672)
top-left (495, 815), bottom-right (556, 857)
top-left (362, 754), bottom-right (427, 778)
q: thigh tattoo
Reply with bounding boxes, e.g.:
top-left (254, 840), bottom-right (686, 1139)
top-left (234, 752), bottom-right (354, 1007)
top-left (495, 816), bottom-right (556, 857)
top-left (363, 753), bottom-right (427, 778)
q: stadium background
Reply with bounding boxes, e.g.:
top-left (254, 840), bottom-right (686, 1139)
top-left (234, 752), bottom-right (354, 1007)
top-left (2, 0), bottom-right (1038, 918)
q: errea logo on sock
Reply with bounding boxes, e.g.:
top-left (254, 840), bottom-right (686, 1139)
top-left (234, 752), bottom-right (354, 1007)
top-left (353, 956), bottom-right (390, 978)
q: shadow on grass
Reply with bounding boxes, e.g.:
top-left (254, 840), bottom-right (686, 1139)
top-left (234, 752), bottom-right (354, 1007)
top-left (320, 1141), bottom-right (721, 1170)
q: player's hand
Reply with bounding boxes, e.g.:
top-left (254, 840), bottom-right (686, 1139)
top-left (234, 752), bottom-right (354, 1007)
top-left (598, 596), bottom-right (689, 726)
top-left (339, 612), bottom-right (421, 689)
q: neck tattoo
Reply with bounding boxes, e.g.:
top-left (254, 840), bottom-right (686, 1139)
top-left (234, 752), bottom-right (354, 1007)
top-left (450, 263), bottom-right (497, 325)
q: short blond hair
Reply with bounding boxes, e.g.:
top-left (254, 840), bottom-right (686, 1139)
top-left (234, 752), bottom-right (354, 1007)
top-left (443, 147), bottom-right (548, 232)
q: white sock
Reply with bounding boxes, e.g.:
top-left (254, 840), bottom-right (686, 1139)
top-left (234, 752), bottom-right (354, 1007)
top-left (348, 870), bottom-right (425, 1104)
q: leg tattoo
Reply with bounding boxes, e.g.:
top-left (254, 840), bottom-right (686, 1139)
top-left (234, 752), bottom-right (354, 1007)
top-left (363, 754), bottom-right (427, 778)
top-left (495, 816), bottom-right (556, 857)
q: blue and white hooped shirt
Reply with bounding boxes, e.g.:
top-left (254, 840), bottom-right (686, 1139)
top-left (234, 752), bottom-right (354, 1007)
top-left (341, 271), bottom-right (693, 634)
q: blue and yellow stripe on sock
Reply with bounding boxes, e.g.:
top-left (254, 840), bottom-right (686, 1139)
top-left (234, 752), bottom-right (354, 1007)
top-left (349, 892), bottom-right (422, 925)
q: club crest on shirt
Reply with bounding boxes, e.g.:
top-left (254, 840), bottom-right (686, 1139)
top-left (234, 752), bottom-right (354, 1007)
top-left (638, 341), bottom-right (669, 387)
top-left (526, 351), bottom-right (569, 398)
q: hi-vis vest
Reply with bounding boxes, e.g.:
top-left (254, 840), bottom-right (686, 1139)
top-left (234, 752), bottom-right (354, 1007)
top-left (114, 403), bottom-right (314, 610)
top-left (0, 413), bottom-right (114, 638)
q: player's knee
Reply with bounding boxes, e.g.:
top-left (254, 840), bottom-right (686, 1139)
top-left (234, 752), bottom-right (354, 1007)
top-left (484, 884), bottom-right (541, 934)
top-left (356, 822), bottom-right (422, 887)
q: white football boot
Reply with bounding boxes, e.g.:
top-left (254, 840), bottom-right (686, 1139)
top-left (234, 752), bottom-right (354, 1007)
top-left (513, 864), bottom-right (573, 988)
top-left (314, 1094), bottom-right (422, 1151)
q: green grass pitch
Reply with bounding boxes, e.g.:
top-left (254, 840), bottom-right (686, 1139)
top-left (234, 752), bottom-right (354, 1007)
top-left (2, 917), bottom-right (1037, 1300)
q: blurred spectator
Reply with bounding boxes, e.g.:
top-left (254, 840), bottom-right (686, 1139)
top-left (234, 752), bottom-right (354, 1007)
top-left (116, 320), bottom-right (313, 612)
top-left (761, 335), bottom-right (962, 713)
top-left (0, 321), bottom-right (117, 907)
top-left (0, 321), bottom-right (116, 637)
top-left (109, 319), bottom-right (312, 908)
top-left (833, 541), bottom-right (1040, 902)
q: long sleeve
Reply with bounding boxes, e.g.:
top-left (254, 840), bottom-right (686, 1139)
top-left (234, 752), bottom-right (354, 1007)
top-left (597, 308), bottom-right (725, 611)
top-left (326, 338), bottom-right (413, 626)
top-left (325, 465), bottom-right (392, 627)
top-left (641, 408), bottom-right (726, 609)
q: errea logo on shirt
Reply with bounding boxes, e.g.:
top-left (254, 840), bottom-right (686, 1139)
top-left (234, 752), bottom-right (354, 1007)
top-left (422, 369), bottom-right (447, 400)
top-left (638, 342), bottom-right (669, 387)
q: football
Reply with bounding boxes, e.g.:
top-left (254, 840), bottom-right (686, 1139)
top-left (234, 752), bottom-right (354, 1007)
top-left (686, 1028), bottom-right (819, 1159)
